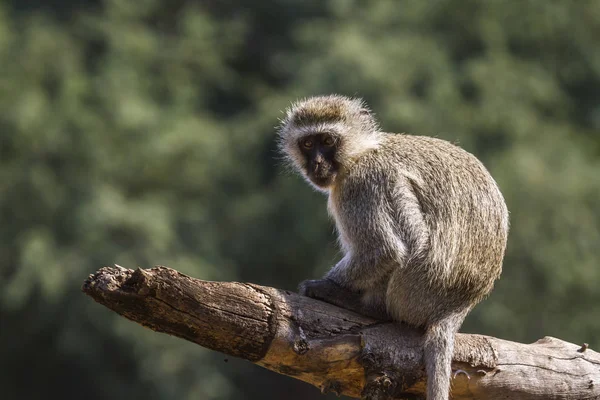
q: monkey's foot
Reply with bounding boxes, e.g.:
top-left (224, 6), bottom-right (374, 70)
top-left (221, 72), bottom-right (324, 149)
top-left (298, 279), bottom-right (389, 320)
top-left (359, 324), bottom-right (425, 400)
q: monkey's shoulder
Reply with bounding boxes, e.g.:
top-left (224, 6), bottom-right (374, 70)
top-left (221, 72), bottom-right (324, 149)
top-left (379, 133), bottom-right (474, 161)
top-left (344, 134), bottom-right (472, 181)
top-left (343, 152), bottom-right (397, 188)
top-left (375, 134), bottom-right (496, 181)
top-left (342, 133), bottom-right (505, 209)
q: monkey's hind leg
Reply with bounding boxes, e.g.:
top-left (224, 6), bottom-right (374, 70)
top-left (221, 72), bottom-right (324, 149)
top-left (298, 279), bottom-right (390, 320)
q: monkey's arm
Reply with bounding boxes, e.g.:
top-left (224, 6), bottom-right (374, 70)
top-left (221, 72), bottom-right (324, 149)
top-left (298, 278), bottom-right (390, 319)
top-left (300, 174), bottom-right (427, 319)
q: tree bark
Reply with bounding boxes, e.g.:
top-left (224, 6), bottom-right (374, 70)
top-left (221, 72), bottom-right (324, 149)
top-left (82, 266), bottom-right (600, 399)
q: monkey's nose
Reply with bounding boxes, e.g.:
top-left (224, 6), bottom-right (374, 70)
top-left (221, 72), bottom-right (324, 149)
top-left (312, 160), bottom-right (322, 172)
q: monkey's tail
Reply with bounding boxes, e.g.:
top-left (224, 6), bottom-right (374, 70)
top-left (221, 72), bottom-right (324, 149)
top-left (423, 314), bottom-right (464, 400)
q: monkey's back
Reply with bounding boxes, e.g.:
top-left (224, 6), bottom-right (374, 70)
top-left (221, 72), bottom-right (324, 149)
top-left (367, 134), bottom-right (509, 324)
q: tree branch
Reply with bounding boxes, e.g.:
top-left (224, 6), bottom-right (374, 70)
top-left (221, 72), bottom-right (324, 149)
top-left (82, 266), bottom-right (600, 399)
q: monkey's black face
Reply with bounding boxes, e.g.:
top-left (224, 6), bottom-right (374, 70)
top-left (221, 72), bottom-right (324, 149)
top-left (298, 133), bottom-right (339, 188)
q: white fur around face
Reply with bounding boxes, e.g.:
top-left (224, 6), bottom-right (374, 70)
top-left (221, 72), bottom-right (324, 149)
top-left (277, 95), bottom-right (385, 193)
top-left (279, 121), bottom-right (382, 192)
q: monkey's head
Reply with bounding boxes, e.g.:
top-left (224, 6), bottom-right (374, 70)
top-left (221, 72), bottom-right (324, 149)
top-left (277, 95), bottom-right (382, 192)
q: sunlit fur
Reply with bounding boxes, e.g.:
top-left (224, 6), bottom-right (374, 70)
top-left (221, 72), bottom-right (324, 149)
top-left (277, 95), bottom-right (382, 192)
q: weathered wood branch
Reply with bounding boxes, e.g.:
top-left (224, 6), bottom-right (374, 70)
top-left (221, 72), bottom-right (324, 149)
top-left (82, 266), bottom-right (600, 399)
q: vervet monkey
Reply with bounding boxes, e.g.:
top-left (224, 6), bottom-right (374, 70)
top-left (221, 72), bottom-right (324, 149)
top-left (277, 95), bottom-right (509, 400)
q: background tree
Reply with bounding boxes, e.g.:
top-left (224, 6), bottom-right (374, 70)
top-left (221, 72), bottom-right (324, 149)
top-left (1, 1), bottom-right (599, 399)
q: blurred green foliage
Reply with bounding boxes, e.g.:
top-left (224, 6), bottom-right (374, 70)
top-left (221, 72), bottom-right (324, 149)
top-left (1, 0), bottom-right (599, 399)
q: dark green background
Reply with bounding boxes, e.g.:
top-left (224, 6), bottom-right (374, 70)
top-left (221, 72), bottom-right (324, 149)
top-left (1, 1), bottom-right (599, 399)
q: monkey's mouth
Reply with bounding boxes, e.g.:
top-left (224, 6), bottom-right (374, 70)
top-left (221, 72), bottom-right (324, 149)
top-left (307, 167), bottom-right (337, 188)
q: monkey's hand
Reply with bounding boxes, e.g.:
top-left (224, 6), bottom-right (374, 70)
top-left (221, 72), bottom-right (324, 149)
top-left (298, 279), bottom-right (345, 304)
top-left (298, 279), bottom-right (389, 321)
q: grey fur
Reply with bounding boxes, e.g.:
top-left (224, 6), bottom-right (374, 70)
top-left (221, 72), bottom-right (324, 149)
top-left (278, 95), bottom-right (509, 400)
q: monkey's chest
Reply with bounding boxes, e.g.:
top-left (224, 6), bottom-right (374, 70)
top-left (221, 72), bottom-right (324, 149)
top-left (327, 194), bottom-right (353, 254)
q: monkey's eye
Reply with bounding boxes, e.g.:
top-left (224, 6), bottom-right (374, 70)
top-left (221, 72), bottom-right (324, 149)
top-left (301, 139), bottom-right (314, 149)
top-left (323, 136), bottom-right (335, 147)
